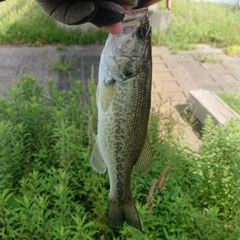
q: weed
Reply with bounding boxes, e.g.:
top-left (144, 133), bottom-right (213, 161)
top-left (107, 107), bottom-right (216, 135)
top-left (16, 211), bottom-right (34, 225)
top-left (49, 59), bottom-right (72, 73)
top-left (198, 54), bottom-right (223, 63)
top-left (1, 0), bottom-right (240, 49)
top-left (225, 45), bottom-right (240, 56)
top-left (154, 0), bottom-right (240, 51)
top-left (56, 44), bottom-right (66, 51)
top-left (0, 75), bottom-right (239, 239)
top-left (180, 103), bottom-right (199, 127)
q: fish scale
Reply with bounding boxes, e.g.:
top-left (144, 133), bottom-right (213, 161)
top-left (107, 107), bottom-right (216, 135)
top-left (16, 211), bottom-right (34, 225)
top-left (90, 7), bottom-right (152, 231)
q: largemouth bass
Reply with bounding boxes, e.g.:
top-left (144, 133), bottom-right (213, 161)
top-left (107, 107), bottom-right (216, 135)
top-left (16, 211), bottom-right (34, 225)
top-left (90, 8), bottom-right (152, 231)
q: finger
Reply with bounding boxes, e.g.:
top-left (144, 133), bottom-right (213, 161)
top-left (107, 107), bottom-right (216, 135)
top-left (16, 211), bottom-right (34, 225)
top-left (111, 0), bottom-right (138, 6)
top-left (103, 22), bottom-right (123, 34)
top-left (136, 0), bottom-right (160, 8)
top-left (90, 1), bottom-right (125, 27)
top-left (35, 0), bottom-right (97, 25)
top-left (118, 4), bottom-right (133, 10)
top-left (166, 0), bottom-right (171, 10)
top-left (100, 2), bottom-right (137, 34)
top-left (136, 0), bottom-right (171, 10)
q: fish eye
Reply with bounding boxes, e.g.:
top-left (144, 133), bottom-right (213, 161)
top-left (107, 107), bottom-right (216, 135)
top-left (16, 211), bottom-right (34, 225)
top-left (137, 27), bottom-right (147, 40)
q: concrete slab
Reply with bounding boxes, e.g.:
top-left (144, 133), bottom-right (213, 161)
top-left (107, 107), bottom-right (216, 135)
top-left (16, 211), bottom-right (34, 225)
top-left (187, 89), bottom-right (240, 125)
top-left (147, 3), bottom-right (171, 30)
top-left (149, 10), bottom-right (171, 30)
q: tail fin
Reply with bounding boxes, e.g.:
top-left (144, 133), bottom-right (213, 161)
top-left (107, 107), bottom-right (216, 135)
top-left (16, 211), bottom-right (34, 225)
top-left (108, 196), bottom-right (142, 231)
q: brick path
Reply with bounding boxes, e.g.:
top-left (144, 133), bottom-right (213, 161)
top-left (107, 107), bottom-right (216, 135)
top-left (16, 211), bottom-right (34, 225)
top-left (151, 44), bottom-right (240, 109)
top-left (1, 44), bottom-right (239, 98)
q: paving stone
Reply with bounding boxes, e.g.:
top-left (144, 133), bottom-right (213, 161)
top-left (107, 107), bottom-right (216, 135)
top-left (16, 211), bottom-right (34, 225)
top-left (201, 62), bottom-right (227, 72)
top-left (0, 79), bottom-right (19, 95)
top-left (152, 79), bottom-right (163, 90)
top-left (154, 46), bottom-right (172, 60)
top-left (153, 71), bottom-right (175, 81)
top-left (227, 62), bottom-right (240, 71)
top-left (0, 82), bottom-right (11, 95)
top-left (152, 46), bottom-right (165, 56)
top-left (232, 71), bottom-right (240, 81)
top-left (210, 73), bottom-right (238, 83)
top-left (152, 56), bottom-right (164, 63)
top-left (203, 86), bottom-right (224, 93)
top-left (161, 91), bottom-right (187, 104)
top-left (153, 63), bottom-right (169, 72)
top-left (151, 92), bottom-right (161, 102)
top-left (160, 81), bottom-right (181, 92)
top-left (183, 62), bottom-right (206, 75)
top-left (151, 83), bottom-right (160, 93)
top-left (0, 67), bottom-right (19, 78)
top-left (177, 55), bottom-right (195, 63)
top-left (168, 65), bottom-right (199, 91)
top-left (191, 74), bottom-right (216, 87)
top-left (1, 57), bottom-right (23, 66)
top-left (221, 62), bottom-right (234, 70)
top-left (58, 55), bottom-right (100, 94)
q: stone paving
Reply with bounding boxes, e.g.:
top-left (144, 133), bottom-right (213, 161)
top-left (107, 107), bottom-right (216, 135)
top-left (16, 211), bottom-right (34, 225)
top-left (151, 44), bottom-right (240, 150)
top-left (151, 44), bottom-right (240, 109)
top-left (1, 44), bottom-right (239, 99)
top-left (0, 45), bottom-right (104, 94)
top-left (0, 44), bottom-right (239, 151)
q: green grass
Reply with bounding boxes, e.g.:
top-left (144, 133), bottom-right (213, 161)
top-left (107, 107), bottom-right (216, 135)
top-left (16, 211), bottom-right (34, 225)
top-left (0, 0), bottom-right (108, 45)
top-left (49, 59), bottom-right (72, 73)
top-left (154, 0), bottom-right (240, 51)
top-left (1, 0), bottom-right (240, 50)
top-left (218, 91), bottom-right (240, 114)
top-left (56, 44), bottom-right (66, 51)
top-left (198, 54), bottom-right (223, 63)
top-left (0, 75), bottom-right (239, 239)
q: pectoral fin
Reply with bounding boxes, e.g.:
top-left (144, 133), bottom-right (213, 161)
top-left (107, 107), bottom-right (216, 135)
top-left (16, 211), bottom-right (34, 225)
top-left (100, 81), bottom-right (116, 112)
top-left (134, 137), bottom-right (153, 175)
top-left (90, 139), bottom-right (106, 174)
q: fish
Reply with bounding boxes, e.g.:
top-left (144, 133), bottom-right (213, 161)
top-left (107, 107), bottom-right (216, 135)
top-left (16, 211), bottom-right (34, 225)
top-left (90, 8), bottom-right (152, 231)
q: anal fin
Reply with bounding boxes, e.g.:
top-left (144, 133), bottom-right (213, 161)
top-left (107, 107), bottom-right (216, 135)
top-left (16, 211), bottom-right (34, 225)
top-left (134, 137), bottom-right (153, 175)
top-left (90, 139), bottom-right (106, 174)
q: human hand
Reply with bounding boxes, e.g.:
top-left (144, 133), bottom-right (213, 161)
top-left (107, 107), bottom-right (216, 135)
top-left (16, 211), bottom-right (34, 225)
top-left (35, 0), bottom-right (169, 35)
top-left (35, 0), bottom-right (138, 34)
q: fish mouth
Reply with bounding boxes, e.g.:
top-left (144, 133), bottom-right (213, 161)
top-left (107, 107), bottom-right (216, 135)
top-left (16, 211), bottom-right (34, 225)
top-left (123, 7), bottom-right (149, 23)
top-left (122, 7), bottom-right (151, 37)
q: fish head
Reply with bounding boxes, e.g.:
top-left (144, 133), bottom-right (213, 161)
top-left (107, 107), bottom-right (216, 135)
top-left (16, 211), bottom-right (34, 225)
top-left (103, 8), bottom-right (152, 81)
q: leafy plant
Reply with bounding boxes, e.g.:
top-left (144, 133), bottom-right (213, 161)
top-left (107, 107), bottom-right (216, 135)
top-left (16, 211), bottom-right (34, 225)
top-left (0, 75), bottom-right (239, 239)
top-left (49, 59), bottom-right (73, 73)
top-left (56, 44), bottom-right (66, 51)
top-left (225, 45), bottom-right (240, 56)
top-left (218, 91), bottom-right (240, 114)
top-left (198, 54), bottom-right (223, 63)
